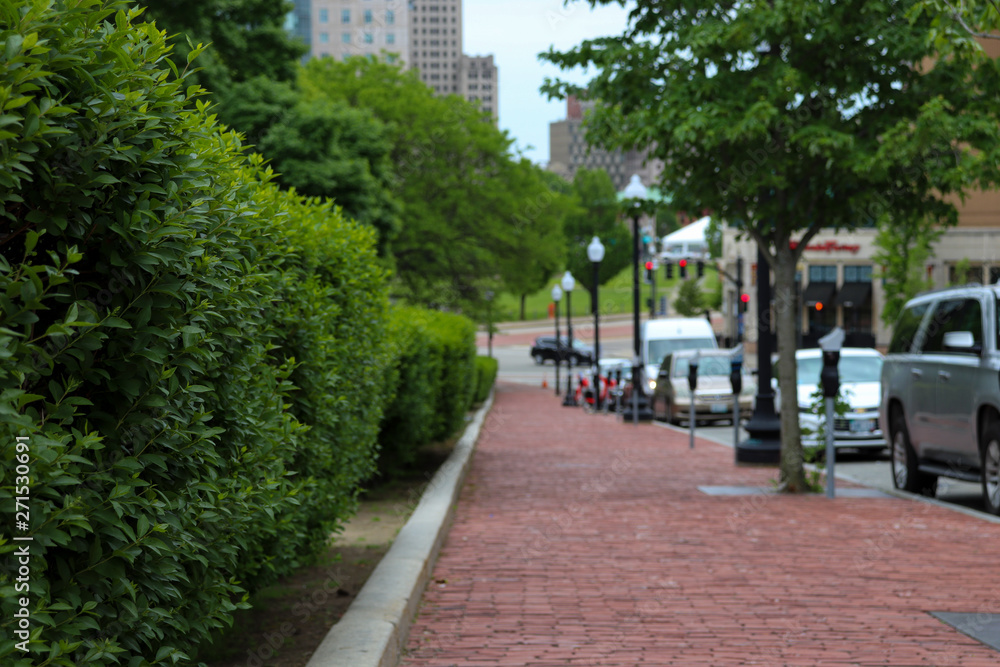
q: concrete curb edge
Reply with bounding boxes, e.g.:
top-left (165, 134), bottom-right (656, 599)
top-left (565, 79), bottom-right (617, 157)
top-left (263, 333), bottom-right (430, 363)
top-left (305, 389), bottom-right (496, 667)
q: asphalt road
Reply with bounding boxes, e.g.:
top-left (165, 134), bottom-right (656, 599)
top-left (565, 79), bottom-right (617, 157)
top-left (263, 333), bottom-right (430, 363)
top-left (482, 328), bottom-right (992, 519)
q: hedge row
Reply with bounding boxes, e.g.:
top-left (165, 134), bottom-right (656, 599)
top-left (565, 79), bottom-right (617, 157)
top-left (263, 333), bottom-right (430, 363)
top-left (473, 356), bottom-right (499, 404)
top-left (0, 2), bottom-right (476, 665)
top-left (375, 307), bottom-right (477, 477)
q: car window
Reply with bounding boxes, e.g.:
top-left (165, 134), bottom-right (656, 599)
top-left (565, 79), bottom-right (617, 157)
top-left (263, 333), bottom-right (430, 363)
top-left (888, 303), bottom-right (929, 354)
top-left (919, 298), bottom-right (982, 353)
top-left (797, 355), bottom-right (883, 384)
top-left (672, 356), bottom-right (730, 378)
top-left (647, 337), bottom-right (716, 367)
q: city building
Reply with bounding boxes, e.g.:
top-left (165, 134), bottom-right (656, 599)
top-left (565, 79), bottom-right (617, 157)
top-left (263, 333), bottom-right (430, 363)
top-left (716, 185), bottom-right (1000, 351)
top-left (548, 96), bottom-right (662, 191)
top-left (288, 0), bottom-right (497, 123)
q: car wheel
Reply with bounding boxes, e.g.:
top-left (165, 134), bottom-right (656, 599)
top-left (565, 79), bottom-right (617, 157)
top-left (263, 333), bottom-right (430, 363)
top-left (533, 353), bottom-right (545, 365)
top-left (980, 421), bottom-right (1000, 515)
top-left (890, 410), bottom-right (937, 497)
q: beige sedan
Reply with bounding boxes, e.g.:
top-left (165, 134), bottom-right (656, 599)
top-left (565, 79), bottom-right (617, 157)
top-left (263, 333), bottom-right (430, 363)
top-left (649, 349), bottom-right (756, 425)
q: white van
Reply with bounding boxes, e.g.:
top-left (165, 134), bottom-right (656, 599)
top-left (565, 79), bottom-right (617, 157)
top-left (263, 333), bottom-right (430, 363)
top-left (640, 318), bottom-right (718, 393)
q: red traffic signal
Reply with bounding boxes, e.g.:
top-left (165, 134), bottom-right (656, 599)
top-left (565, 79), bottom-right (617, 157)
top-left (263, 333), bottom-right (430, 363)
top-left (740, 293), bottom-right (750, 303)
top-left (678, 259), bottom-right (687, 268)
top-left (644, 260), bottom-right (654, 271)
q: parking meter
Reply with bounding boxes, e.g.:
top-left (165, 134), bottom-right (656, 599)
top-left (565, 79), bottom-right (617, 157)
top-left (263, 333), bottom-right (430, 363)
top-left (730, 345), bottom-right (744, 462)
top-left (688, 351), bottom-right (700, 449)
top-left (818, 328), bottom-right (845, 499)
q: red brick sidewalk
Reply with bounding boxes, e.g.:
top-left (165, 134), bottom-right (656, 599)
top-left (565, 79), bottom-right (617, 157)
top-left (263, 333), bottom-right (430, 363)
top-left (402, 382), bottom-right (1000, 666)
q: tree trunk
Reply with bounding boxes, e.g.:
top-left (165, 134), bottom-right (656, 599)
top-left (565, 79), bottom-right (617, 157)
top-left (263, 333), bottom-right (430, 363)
top-left (773, 243), bottom-right (809, 492)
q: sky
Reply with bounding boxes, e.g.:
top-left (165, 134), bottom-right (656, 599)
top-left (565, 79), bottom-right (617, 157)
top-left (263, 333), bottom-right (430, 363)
top-left (464, 0), bottom-right (633, 165)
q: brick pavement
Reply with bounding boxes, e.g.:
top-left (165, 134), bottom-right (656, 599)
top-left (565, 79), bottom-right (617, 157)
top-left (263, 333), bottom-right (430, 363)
top-left (401, 382), bottom-right (1000, 666)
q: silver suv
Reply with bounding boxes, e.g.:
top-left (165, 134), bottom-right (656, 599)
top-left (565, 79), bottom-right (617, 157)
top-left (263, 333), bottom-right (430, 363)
top-left (880, 283), bottom-right (1000, 514)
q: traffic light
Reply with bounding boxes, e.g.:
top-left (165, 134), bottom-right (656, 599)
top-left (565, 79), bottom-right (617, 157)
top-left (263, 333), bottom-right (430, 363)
top-left (665, 262), bottom-right (674, 279)
top-left (679, 258), bottom-right (688, 279)
top-left (696, 259), bottom-right (705, 278)
top-left (740, 292), bottom-right (750, 313)
top-left (644, 260), bottom-right (653, 284)
top-left (815, 301), bottom-right (824, 312)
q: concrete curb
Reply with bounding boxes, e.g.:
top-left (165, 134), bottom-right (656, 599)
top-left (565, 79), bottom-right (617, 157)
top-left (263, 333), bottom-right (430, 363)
top-left (305, 391), bottom-right (495, 667)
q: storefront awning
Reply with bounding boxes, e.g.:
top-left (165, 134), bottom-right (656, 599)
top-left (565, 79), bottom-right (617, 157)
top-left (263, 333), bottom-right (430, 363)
top-left (835, 282), bottom-right (872, 308)
top-left (802, 282), bottom-right (836, 307)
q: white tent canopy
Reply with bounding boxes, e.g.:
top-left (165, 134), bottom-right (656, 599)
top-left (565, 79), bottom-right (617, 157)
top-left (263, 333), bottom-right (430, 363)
top-left (661, 216), bottom-right (710, 258)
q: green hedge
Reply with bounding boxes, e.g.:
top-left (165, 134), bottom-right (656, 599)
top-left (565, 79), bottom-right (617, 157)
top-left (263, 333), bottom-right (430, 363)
top-left (473, 356), bottom-right (499, 404)
top-left (375, 307), bottom-right (476, 478)
top-left (0, 2), bottom-right (393, 664)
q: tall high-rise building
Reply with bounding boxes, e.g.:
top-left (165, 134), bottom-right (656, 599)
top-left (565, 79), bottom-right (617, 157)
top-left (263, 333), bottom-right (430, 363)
top-left (289, 0), bottom-right (497, 123)
top-left (549, 96), bottom-right (661, 191)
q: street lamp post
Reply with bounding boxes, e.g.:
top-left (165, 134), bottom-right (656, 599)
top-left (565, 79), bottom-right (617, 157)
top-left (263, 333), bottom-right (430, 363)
top-left (623, 174), bottom-right (655, 424)
top-left (561, 271), bottom-right (579, 407)
top-left (485, 289), bottom-right (494, 358)
top-left (551, 284), bottom-right (562, 396)
top-left (587, 236), bottom-right (605, 411)
top-left (736, 244), bottom-right (782, 463)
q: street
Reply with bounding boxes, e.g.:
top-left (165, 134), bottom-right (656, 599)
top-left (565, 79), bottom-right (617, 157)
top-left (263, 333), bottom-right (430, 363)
top-left (481, 322), bottom-right (991, 518)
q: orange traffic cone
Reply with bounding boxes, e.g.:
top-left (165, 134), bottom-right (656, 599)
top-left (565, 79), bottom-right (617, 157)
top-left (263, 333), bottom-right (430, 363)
top-left (542, 373), bottom-right (548, 389)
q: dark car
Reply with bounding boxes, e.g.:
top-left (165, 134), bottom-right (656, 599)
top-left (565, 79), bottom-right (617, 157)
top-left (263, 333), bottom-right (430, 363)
top-left (530, 336), bottom-right (594, 365)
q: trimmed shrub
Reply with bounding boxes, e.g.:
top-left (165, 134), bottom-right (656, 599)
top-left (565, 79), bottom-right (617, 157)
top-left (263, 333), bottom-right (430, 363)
top-left (473, 356), bottom-right (499, 404)
top-left (0, 2), bottom-right (390, 664)
top-left (375, 307), bottom-right (476, 477)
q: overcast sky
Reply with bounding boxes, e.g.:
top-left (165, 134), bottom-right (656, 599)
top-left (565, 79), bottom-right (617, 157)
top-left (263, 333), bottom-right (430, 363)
top-left (464, 0), bottom-right (633, 165)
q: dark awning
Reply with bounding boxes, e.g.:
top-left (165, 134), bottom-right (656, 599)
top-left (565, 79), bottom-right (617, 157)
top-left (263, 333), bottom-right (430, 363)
top-left (835, 282), bottom-right (872, 307)
top-left (802, 282), bottom-right (836, 307)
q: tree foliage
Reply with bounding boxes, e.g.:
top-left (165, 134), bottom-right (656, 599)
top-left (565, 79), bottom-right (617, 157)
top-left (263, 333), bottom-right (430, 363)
top-left (216, 77), bottom-right (401, 254)
top-left (673, 278), bottom-right (705, 317)
top-left (136, 0), bottom-right (307, 96)
top-left (542, 0), bottom-right (1000, 491)
top-left (299, 57), bottom-right (570, 312)
top-left (564, 168), bottom-right (633, 296)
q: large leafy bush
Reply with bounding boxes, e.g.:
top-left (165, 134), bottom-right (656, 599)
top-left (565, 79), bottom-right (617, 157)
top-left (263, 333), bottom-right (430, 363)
top-left (0, 2), bottom-right (391, 663)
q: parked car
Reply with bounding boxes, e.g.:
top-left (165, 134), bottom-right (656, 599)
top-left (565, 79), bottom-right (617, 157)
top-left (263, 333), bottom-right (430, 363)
top-left (881, 283), bottom-right (1000, 513)
top-left (650, 349), bottom-right (755, 425)
top-left (792, 348), bottom-right (886, 451)
top-left (530, 336), bottom-right (595, 365)
top-left (640, 318), bottom-right (718, 395)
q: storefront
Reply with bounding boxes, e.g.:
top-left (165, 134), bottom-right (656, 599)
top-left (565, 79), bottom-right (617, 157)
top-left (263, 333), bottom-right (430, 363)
top-left (719, 226), bottom-right (1000, 351)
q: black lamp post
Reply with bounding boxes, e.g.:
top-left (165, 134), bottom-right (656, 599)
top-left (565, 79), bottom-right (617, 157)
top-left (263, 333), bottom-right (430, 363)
top-left (587, 236), bottom-right (605, 411)
top-left (551, 284), bottom-right (562, 396)
top-left (736, 244), bottom-right (781, 463)
top-left (561, 271), bottom-right (579, 407)
top-left (623, 174), bottom-right (655, 424)
top-left (485, 289), bottom-right (494, 358)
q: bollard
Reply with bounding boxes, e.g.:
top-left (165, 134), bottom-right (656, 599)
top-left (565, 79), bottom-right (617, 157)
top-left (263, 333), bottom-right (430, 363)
top-left (729, 345), bottom-right (744, 464)
top-left (688, 351), bottom-right (700, 450)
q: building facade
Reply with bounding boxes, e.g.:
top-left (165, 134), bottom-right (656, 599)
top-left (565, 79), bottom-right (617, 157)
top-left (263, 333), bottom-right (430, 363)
top-left (548, 96), bottom-right (662, 191)
top-left (718, 193), bottom-right (1000, 351)
top-left (289, 0), bottom-right (498, 123)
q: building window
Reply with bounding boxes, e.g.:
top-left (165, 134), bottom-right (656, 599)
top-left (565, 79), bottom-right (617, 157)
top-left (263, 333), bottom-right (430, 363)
top-left (342, 32), bottom-right (351, 43)
top-left (342, 9), bottom-right (350, 23)
top-left (843, 265), bottom-right (872, 283)
top-left (319, 8), bottom-right (328, 22)
top-left (319, 32), bottom-right (329, 43)
top-left (386, 32), bottom-right (395, 44)
top-left (808, 265), bottom-right (837, 282)
top-left (364, 9), bottom-right (372, 23)
top-left (364, 32), bottom-right (373, 43)
top-left (387, 10), bottom-right (395, 24)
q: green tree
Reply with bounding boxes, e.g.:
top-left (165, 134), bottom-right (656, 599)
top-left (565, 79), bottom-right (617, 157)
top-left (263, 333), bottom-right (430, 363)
top-left (300, 57), bottom-right (571, 312)
top-left (564, 168), bottom-right (633, 300)
top-left (542, 0), bottom-right (1000, 491)
top-left (137, 0), bottom-right (306, 96)
top-left (673, 278), bottom-right (705, 317)
top-left (217, 77), bottom-right (401, 254)
top-left (873, 213), bottom-right (940, 326)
